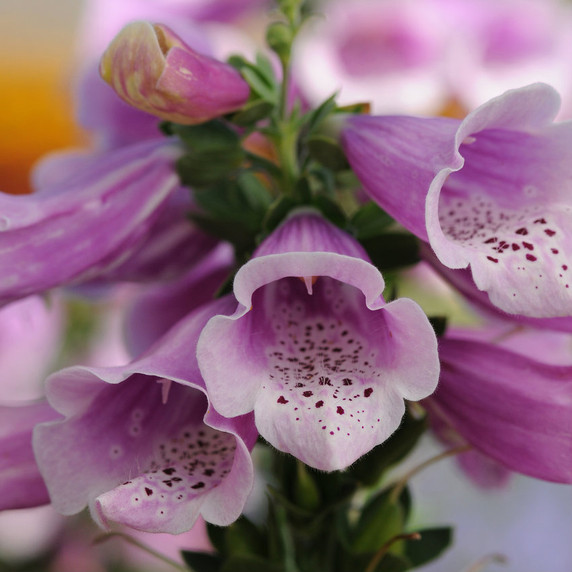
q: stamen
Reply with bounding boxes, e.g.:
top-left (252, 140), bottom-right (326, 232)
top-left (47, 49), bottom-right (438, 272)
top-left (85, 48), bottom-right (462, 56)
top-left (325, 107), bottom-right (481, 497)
top-left (156, 378), bottom-right (172, 405)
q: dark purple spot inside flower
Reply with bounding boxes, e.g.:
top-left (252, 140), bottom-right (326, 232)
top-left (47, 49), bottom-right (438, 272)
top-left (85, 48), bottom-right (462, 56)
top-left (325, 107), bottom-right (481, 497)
top-left (563, 265), bottom-right (568, 271)
top-left (277, 396), bottom-right (289, 404)
top-left (337, 406), bottom-right (345, 415)
top-left (484, 237), bottom-right (497, 244)
top-left (163, 468), bottom-right (176, 475)
top-left (191, 482), bottom-right (205, 489)
top-left (545, 229), bottom-right (556, 237)
top-left (534, 218), bottom-right (547, 224)
top-left (315, 400), bottom-right (324, 408)
top-left (487, 256), bottom-right (498, 263)
top-left (522, 242), bottom-right (534, 250)
top-left (552, 248), bottom-right (559, 254)
top-left (343, 378), bottom-right (353, 386)
top-left (526, 254), bottom-right (537, 262)
top-left (303, 391), bottom-right (313, 397)
top-left (516, 227), bottom-right (528, 235)
top-left (145, 487), bottom-right (153, 496)
top-left (512, 243), bottom-right (520, 251)
top-left (364, 388), bottom-right (373, 398)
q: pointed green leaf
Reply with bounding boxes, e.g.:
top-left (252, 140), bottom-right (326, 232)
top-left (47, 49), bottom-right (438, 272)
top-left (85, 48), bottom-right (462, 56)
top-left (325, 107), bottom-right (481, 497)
top-left (404, 527), bottom-right (453, 567)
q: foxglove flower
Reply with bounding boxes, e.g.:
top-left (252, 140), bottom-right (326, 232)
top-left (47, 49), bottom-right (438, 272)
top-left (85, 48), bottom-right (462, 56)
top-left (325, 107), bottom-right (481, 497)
top-left (198, 210), bottom-right (439, 471)
top-left (0, 139), bottom-right (185, 306)
top-left (427, 336), bottom-right (572, 483)
top-left (33, 297), bottom-right (256, 533)
top-left (342, 83), bottom-right (572, 317)
top-left (0, 401), bottom-right (58, 510)
top-left (100, 21), bottom-right (250, 125)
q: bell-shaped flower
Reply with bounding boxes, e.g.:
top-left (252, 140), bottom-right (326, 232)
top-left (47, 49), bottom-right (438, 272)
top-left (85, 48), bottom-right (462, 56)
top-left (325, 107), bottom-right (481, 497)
top-left (342, 83), bottom-right (572, 317)
top-left (426, 335), bottom-right (572, 483)
top-left (100, 21), bottom-right (250, 125)
top-left (0, 139), bottom-right (188, 306)
top-left (33, 297), bottom-right (257, 534)
top-left (0, 401), bottom-right (59, 510)
top-left (197, 210), bottom-right (439, 471)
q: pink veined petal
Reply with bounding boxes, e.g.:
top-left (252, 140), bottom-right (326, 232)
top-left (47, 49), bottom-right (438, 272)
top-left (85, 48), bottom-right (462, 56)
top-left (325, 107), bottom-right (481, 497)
top-left (0, 139), bottom-right (182, 306)
top-left (431, 336), bottom-right (572, 483)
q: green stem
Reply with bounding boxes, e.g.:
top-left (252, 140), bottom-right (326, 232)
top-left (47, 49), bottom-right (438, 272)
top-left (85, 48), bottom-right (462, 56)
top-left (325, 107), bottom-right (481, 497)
top-left (275, 505), bottom-right (300, 572)
top-left (93, 531), bottom-right (190, 572)
top-left (365, 532), bottom-right (421, 572)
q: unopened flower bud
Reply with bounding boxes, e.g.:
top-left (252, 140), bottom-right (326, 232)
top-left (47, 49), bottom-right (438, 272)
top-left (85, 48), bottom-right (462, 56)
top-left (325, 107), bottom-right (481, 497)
top-left (100, 21), bottom-right (250, 125)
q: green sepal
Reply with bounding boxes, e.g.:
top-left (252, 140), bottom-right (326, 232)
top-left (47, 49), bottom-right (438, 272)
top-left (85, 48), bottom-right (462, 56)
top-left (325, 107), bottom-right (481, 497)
top-left (261, 195), bottom-right (301, 236)
top-left (360, 233), bottom-right (420, 271)
top-left (350, 202), bottom-right (394, 240)
top-left (311, 193), bottom-right (347, 228)
top-left (181, 551), bottom-right (223, 572)
top-left (403, 527), bottom-right (453, 567)
top-left (307, 134), bottom-right (350, 171)
top-left (349, 488), bottom-right (405, 554)
top-left (348, 411), bottom-right (427, 487)
top-left (303, 93), bottom-right (337, 134)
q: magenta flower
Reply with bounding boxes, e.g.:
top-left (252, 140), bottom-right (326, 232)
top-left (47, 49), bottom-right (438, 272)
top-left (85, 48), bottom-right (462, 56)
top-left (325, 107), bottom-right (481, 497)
top-left (427, 335), bottom-right (572, 483)
top-left (33, 298), bottom-right (257, 533)
top-left (197, 210), bottom-right (439, 471)
top-left (100, 21), bottom-right (250, 125)
top-left (342, 83), bottom-right (572, 317)
top-left (0, 139), bottom-right (187, 306)
top-left (0, 401), bottom-right (58, 510)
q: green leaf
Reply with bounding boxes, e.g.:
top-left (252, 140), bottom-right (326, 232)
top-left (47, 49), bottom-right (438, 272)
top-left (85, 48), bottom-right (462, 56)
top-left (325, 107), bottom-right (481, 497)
top-left (349, 489), bottom-right (404, 553)
top-left (241, 67), bottom-right (278, 103)
top-left (229, 99), bottom-right (275, 126)
top-left (350, 202), bottom-right (394, 240)
top-left (220, 555), bottom-right (285, 572)
top-left (224, 516), bottom-right (267, 558)
top-left (360, 233), bottom-right (420, 271)
top-left (176, 148), bottom-right (244, 188)
top-left (170, 120), bottom-right (240, 152)
top-left (304, 93), bottom-right (338, 134)
top-left (206, 523), bottom-right (227, 555)
top-left (404, 527), bottom-right (453, 567)
top-left (428, 316), bottom-right (448, 338)
top-left (348, 412), bottom-right (427, 487)
top-left (307, 134), bottom-right (350, 171)
top-left (181, 551), bottom-right (223, 572)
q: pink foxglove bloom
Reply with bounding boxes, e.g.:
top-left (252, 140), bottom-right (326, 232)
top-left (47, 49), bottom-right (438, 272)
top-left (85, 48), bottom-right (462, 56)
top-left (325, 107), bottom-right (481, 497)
top-left (198, 210), bottom-right (439, 471)
top-left (0, 139), bottom-right (185, 306)
top-left (342, 83), bottom-right (572, 317)
top-left (33, 297), bottom-right (256, 534)
top-left (100, 21), bottom-right (250, 125)
top-left (427, 336), bottom-right (572, 483)
top-left (0, 401), bottom-right (59, 510)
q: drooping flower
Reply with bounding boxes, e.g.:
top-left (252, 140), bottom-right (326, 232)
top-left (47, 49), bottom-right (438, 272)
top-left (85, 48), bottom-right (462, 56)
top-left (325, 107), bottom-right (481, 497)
top-left (100, 21), bottom-right (250, 125)
top-left (342, 83), bottom-right (572, 317)
top-left (0, 401), bottom-right (59, 510)
top-left (197, 209), bottom-right (439, 471)
top-left (33, 297), bottom-right (256, 534)
top-left (426, 335), bottom-right (572, 483)
top-left (0, 139), bottom-right (188, 306)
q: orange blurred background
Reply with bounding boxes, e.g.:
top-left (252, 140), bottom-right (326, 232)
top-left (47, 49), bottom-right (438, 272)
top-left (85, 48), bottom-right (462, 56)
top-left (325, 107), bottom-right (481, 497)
top-left (0, 0), bottom-right (85, 194)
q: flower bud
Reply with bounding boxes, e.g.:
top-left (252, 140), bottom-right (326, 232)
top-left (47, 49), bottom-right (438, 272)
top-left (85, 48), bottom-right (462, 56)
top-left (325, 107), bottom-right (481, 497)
top-left (100, 21), bottom-right (250, 125)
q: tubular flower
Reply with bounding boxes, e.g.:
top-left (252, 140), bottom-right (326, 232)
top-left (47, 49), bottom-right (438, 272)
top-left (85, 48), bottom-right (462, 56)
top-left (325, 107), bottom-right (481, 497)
top-left (427, 336), bottom-right (572, 483)
top-left (33, 297), bottom-right (257, 534)
top-left (0, 139), bottom-right (184, 306)
top-left (0, 401), bottom-right (59, 510)
top-left (100, 21), bottom-right (250, 125)
top-left (342, 83), bottom-right (572, 317)
top-left (197, 210), bottom-right (439, 471)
